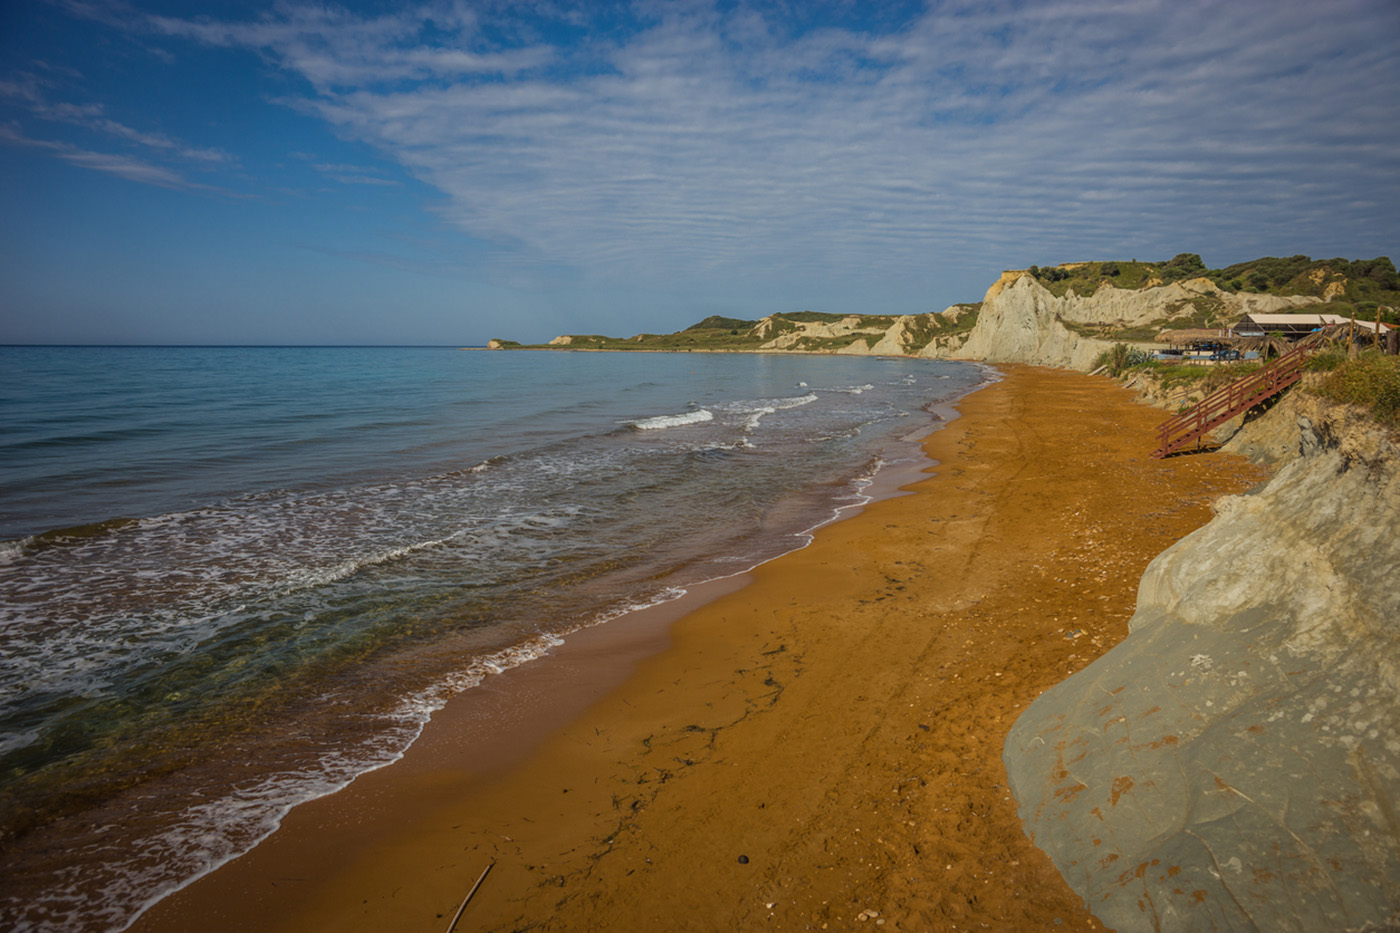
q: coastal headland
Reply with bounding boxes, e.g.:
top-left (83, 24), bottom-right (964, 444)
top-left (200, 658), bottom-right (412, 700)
top-left (135, 366), bottom-right (1268, 931)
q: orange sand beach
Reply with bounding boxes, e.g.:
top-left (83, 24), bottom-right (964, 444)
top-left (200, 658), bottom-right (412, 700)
top-left (134, 365), bottom-right (1267, 932)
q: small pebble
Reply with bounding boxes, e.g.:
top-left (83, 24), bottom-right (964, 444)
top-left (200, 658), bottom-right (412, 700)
top-left (737, 854), bottom-right (749, 864)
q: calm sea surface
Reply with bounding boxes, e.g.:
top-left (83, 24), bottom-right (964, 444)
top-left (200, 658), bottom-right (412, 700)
top-left (0, 346), bottom-right (987, 930)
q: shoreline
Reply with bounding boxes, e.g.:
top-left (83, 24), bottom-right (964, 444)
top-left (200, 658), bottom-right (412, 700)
top-left (121, 366), bottom-right (974, 930)
top-left (134, 365), bottom-right (1268, 932)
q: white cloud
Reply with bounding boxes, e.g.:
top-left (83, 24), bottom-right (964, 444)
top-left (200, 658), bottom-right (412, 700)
top-left (310, 161), bottom-right (402, 186)
top-left (1, 76), bottom-right (236, 166)
top-left (0, 123), bottom-right (214, 190)
top-left (56, 0), bottom-right (1400, 301)
top-left (146, 4), bottom-right (551, 90)
top-left (301, 3), bottom-right (1395, 278)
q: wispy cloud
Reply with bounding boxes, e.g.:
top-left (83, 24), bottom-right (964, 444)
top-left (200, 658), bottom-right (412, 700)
top-left (144, 3), bottom-right (552, 90)
top-left (307, 160), bottom-right (402, 186)
top-left (0, 123), bottom-right (216, 190)
top-left (0, 69), bottom-right (236, 188)
top-left (34, 98), bottom-right (234, 164)
top-left (301, 3), bottom-right (1399, 276)
top-left (47, 0), bottom-right (1400, 299)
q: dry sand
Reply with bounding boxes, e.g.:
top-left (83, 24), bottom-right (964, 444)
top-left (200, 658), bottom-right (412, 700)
top-left (135, 365), bottom-right (1268, 932)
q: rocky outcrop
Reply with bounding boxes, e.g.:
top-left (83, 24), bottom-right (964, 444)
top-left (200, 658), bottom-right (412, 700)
top-left (1004, 398), bottom-right (1400, 932)
top-left (855, 315), bottom-right (925, 356)
top-left (758, 315), bottom-right (884, 351)
top-left (943, 273), bottom-right (1117, 369)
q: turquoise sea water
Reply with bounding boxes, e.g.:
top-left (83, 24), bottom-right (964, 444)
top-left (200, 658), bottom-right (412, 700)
top-left (0, 346), bottom-right (987, 931)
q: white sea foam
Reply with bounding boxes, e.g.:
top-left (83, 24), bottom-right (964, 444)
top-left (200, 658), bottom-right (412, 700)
top-left (725, 391), bottom-right (819, 434)
top-left (975, 362), bottom-right (1005, 384)
top-left (771, 391), bottom-right (818, 409)
top-left (0, 538), bottom-right (33, 565)
top-left (741, 406), bottom-right (775, 432)
top-left (0, 727), bottom-right (39, 757)
top-left (270, 533), bottom-right (462, 597)
top-left (629, 409), bottom-right (714, 430)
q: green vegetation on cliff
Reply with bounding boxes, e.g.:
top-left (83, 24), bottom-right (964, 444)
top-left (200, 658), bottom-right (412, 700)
top-left (508, 308), bottom-right (978, 353)
top-left (1027, 254), bottom-right (1400, 322)
top-left (551, 326), bottom-right (769, 351)
top-left (684, 315), bottom-right (757, 332)
top-left (1310, 351), bottom-right (1400, 427)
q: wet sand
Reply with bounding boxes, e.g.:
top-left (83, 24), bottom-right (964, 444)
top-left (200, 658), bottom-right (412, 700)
top-left (135, 365), bottom-right (1268, 932)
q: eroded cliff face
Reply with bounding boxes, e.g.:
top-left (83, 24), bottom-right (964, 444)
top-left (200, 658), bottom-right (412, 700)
top-left (945, 273), bottom-right (1116, 369)
top-left (941, 273), bottom-right (1318, 370)
top-left (1004, 399), bottom-right (1400, 932)
top-left (757, 315), bottom-right (885, 350)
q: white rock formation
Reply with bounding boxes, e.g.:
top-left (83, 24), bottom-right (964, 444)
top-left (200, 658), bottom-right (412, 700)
top-left (1005, 395), bottom-right (1400, 932)
top-left (757, 315), bottom-right (885, 351)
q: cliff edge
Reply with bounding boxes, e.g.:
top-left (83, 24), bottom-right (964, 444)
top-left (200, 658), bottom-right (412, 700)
top-left (1004, 393), bottom-right (1400, 932)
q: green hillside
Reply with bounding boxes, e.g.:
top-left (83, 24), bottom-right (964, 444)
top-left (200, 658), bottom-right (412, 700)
top-left (1028, 254), bottom-right (1399, 324)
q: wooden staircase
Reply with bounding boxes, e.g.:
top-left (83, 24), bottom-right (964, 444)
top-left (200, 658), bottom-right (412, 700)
top-left (1151, 343), bottom-right (1314, 458)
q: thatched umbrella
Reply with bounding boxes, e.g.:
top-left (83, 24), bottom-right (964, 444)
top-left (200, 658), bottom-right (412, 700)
top-left (1297, 324), bottom-right (1378, 352)
top-left (1231, 335), bottom-right (1294, 359)
top-left (1155, 328), bottom-right (1244, 348)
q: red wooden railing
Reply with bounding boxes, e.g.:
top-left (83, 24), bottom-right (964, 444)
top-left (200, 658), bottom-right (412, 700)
top-left (1151, 344), bottom-right (1313, 458)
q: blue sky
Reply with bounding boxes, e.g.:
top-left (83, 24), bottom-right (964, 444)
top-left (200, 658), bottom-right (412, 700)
top-left (2, 0), bottom-right (1398, 346)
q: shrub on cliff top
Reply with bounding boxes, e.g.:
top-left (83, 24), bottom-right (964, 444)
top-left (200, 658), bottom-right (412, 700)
top-left (685, 315), bottom-right (756, 332)
top-left (1157, 253), bottom-right (1207, 284)
top-left (1313, 353), bottom-right (1400, 427)
top-left (1305, 347), bottom-right (1349, 372)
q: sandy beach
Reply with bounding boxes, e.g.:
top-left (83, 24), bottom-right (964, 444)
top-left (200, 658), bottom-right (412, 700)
top-left (134, 365), bottom-right (1268, 932)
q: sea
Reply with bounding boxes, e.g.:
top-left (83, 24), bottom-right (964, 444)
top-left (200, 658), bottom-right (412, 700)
top-left (0, 345), bottom-right (989, 931)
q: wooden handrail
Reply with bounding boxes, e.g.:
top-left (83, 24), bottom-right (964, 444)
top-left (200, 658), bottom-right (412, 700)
top-left (1151, 344), bottom-right (1312, 458)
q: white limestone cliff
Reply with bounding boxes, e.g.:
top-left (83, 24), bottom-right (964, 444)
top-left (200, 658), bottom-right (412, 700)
top-left (1004, 395), bottom-right (1400, 932)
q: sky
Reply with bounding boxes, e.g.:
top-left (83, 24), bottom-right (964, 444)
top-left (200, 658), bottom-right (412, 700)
top-left (1, 0), bottom-right (1398, 346)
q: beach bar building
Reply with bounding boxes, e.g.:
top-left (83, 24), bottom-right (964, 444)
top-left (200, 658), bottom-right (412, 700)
top-left (1235, 313), bottom-right (1395, 339)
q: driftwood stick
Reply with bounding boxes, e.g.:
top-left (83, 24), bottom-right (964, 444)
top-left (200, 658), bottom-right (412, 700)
top-left (445, 860), bottom-right (495, 933)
